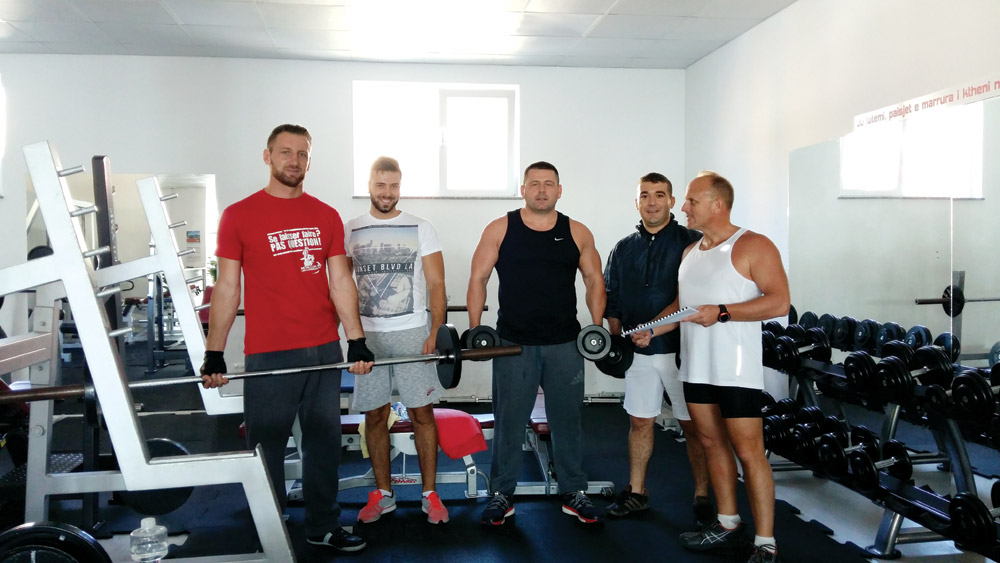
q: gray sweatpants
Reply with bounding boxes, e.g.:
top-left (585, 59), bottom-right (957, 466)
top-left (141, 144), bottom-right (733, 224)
top-left (243, 340), bottom-right (343, 537)
top-left (490, 338), bottom-right (587, 496)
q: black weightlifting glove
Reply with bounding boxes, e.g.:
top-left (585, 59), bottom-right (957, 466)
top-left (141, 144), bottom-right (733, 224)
top-left (347, 338), bottom-right (375, 363)
top-left (200, 350), bottom-right (227, 376)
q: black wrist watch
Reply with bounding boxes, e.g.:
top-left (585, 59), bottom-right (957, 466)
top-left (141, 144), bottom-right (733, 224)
top-left (717, 304), bottom-right (731, 324)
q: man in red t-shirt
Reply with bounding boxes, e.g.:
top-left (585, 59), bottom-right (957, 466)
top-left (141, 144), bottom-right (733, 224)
top-left (201, 124), bottom-right (374, 553)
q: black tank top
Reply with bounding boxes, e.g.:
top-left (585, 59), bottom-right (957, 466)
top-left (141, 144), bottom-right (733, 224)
top-left (495, 210), bottom-right (581, 345)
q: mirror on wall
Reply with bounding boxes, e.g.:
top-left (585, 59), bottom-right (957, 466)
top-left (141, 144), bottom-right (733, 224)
top-left (788, 97), bottom-right (998, 364)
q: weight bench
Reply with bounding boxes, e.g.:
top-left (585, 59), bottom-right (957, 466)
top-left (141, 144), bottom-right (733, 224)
top-left (515, 393), bottom-right (615, 497)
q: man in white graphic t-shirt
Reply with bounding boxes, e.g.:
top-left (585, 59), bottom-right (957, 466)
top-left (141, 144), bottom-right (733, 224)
top-left (345, 156), bottom-right (450, 525)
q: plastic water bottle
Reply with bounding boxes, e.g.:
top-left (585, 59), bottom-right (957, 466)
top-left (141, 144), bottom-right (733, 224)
top-left (130, 517), bottom-right (169, 562)
top-left (392, 401), bottom-right (410, 421)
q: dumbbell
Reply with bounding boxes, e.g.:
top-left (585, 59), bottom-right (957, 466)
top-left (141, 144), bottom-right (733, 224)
top-left (462, 325), bottom-right (502, 359)
top-left (875, 322), bottom-right (905, 356)
top-left (817, 313), bottom-right (837, 340)
top-left (763, 321), bottom-right (784, 337)
top-left (788, 415), bottom-right (848, 465)
top-left (874, 345), bottom-right (953, 403)
top-left (788, 304), bottom-right (798, 326)
top-left (816, 425), bottom-right (879, 478)
top-left (832, 316), bottom-right (858, 350)
top-left (769, 328), bottom-right (833, 372)
top-left (763, 405), bottom-right (824, 454)
top-left (904, 325), bottom-right (933, 348)
top-left (848, 439), bottom-right (913, 493)
top-left (948, 487), bottom-right (1000, 549)
top-left (933, 332), bottom-right (961, 363)
top-left (842, 341), bottom-right (912, 394)
top-left (760, 393), bottom-right (799, 418)
top-left (577, 324), bottom-right (612, 360)
top-left (853, 319), bottom-right (881, 353)
top-left (798, 311), bottom-right (819, 329)
top-left (951, 366), bottom-right (1000, 420)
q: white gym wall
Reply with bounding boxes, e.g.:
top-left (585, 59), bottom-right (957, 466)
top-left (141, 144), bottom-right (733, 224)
top-left (0, 57), bottom-right (684, 398)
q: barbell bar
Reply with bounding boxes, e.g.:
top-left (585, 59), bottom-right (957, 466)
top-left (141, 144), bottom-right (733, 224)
top-left (915, 285), bottom-right (1000, 318)
top-left (0, 324), bottom-right (522, 405)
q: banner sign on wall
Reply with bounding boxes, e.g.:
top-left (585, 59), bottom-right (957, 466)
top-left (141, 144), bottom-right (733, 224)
top-left (854, 74), bottom-right (1000, 130)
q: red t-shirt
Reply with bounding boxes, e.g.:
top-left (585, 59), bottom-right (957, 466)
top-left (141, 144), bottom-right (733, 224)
top-left (216, 190), bottom-right (344, 355)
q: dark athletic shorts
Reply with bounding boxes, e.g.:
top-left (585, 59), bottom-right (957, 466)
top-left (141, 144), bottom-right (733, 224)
top-left (683, 382), bottom-right (764, 419)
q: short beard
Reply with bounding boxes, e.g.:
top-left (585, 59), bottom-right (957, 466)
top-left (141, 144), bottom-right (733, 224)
top-left (273, 167), bottom-right (304, 188)
top-left (370, 195), bottom-right (397, 213)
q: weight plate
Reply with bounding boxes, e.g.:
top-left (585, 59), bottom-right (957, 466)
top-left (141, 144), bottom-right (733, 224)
top-left (799, 311), bottom-right (819, 329)
top-left (467, 325), bottom-right (500, 350)
top-left (817, 314), bottom-right (837, 339)
top-left (933, 332), bottom-right (961, 363)
top-left (804, 328), bottom-right (832, 363)
top-left (595, 335), bottom-right (634, 378)
top-left (904, 325), bottom-right (932, 349)
top-left (0, 521), bottom-right (111, 563)
top-left (576, 325), bottom-right (611, 361)
top-left (943, 285), bottom-right (966, 318)
top-left (881, 340), bottom-right (914, 365)
top-left (436, 323), bottom-right (462, 389)
top-left (833, 316), bottom-right (857, 349)
top-left (844, 351), bottom-right (876, 392)
top-left (853, 319), bottom-right (880, 353)
top-left (788, 304), bottom-right (798, 326)
top-left (949, 492), bottom-right (993, 548)
top-left (763, 321), bottom-right (784, 337)
top-left (990, 341), bottom-right (1000, 368)
top-left (876, 322), bottom-right (904, 356)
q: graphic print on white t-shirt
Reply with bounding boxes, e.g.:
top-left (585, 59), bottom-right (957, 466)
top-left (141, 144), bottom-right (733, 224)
top-left (266, 227), bottom-right (323, 274)
top-left (348, 224), bottom-right (419, 318)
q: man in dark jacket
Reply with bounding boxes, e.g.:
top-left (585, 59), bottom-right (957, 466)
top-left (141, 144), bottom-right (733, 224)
top-left (603, 172), bottom-right (712, 525)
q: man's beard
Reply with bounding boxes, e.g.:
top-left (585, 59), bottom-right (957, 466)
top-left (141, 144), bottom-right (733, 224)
top-left (273, 166), bottom-right (304, 188)
top-left (371, 195), bottom-right (398, 213)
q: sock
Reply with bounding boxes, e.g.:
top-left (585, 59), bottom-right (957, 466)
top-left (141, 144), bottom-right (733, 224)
top-left (380, 489), bottom-right (393, 497)
top-left (718, 514), bottom-right (742, 529)
top-left (422, 490), bottom-right (435, 498)
top-left (754, 536), bottom-right (777, 552)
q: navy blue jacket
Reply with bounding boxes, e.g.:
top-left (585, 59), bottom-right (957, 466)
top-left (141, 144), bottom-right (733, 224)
top-left (603, 215), bottom-right (701, 355)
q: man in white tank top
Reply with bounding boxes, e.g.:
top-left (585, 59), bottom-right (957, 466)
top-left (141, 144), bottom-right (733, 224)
top-left (632, 171), bottom-right (789, 563)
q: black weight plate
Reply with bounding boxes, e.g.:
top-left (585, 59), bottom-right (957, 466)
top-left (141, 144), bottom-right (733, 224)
top-left (853, 319), bottom-right (880, 352)
top-left (943, 285), bottom-right (965, 318)
top-left (118, 438), bottom-right (194, 515)
top-left (436, 323), bottom-right (462, 389)
top-left (914, 345), bottom-right (953, 388)
top-left (881, 440), bottom-right (912, 482)
top-left (844, 351), bottom-right (875, 392)
top-left (881, 340), bottom-right (914, 365)
top-left (904, 325), bottom-right (932, 349)
top-left (784, 324), bottom-right (806, 343)
top-left (763, 321), bottom-right (784, 338)
top-left (876, 322), bottom-right (904, 356)
top-left (952, 372), bottom-right (996, 420)
top-left (833, 316), bottom-right (857, 349)
top-left (0, 522), bottom-right (111, 563)
top-left (788, 304), bottom-right (798, 326)
top-left (576, 325), bottom-right (611, 361)
top-left (804, 328), bottom-right (832, 363)
top-left (467, 325), bottom-right (500, 350)
top-left (817, 314), bottom-right (837, 339)
top-left (933, 332), bottom-right (961, 363)
top-left (799, 311), bottom-right (818, 329)
top-left (990, 341), bottom-right (1000, 368)
top-left (949, 492), bottom-right (993, 548)
top-left (595, 335), bottom-right (634, 378)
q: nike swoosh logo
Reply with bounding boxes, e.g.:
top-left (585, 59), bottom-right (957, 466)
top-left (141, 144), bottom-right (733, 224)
top-left (554, 237), bottom-right (565, 241)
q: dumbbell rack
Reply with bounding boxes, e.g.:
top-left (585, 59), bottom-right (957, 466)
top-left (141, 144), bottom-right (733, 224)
top-left (1, 142), bottom-right (293, 561)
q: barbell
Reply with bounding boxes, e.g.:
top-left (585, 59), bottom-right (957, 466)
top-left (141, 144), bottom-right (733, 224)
top-left (915, 284), bottom-right (1000, 318)
top-left (577, 307), bottom-right (698, 378)
top-left (0, 324), bottom-right (522, 405)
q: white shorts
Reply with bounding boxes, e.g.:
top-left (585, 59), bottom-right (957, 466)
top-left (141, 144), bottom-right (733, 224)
top-left (623, 353), bottom-right (689, 420)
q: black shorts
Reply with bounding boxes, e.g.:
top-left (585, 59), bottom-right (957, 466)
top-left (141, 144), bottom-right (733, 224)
top-left (683, 382), bottom-right (763, 419)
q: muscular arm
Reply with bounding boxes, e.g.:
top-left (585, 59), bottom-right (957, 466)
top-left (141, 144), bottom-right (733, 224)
top-left (328, 254), bottom-right (365, 340)
top-left (466, 217), bottom-right (506, 327)
top-left (421, 251), bottom-right (446, 354)
top-left (683, 232), bottom-right (790, 327)
top-left (571, 220), bottom-right (606, 326)
top-left (205, 257), bottom-right (241, 352)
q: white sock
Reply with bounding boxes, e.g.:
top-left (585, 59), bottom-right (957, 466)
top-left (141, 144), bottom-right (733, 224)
top-left (754, 536), bottom-right (777, 552)
top-left (422, 490), bottom-right (435, 498)
top-left (380, 489), bottom-right (393, 497)
top-left (718, 514), bottom-right (742, 529)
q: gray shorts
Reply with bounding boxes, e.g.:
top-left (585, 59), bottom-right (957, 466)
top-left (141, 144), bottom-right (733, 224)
top-left (351, 325), bottom-right (444, 412)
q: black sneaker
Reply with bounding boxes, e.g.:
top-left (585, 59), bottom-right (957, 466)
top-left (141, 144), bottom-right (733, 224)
top-left (606, 485), bottom-right (650, 517)
top-left (693, 495), bottom-right (715, 527)
top-left (561, 491), bottom-right (604, 524)
top-left (679, 521), bottom-right (746, 551)
top-left (748, 544), bottom-right (779, 562)
top-left (481, 492), bottom-right (515, 526)
top-left (306, 527), bottom-right (366, 552)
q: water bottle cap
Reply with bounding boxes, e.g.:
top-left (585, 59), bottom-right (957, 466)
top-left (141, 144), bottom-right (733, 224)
top-left (141, 517), bottom-right (157, 530)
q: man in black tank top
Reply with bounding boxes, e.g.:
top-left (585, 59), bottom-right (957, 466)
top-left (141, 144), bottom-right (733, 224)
top-left (467, 161), bottom-right (607, 526)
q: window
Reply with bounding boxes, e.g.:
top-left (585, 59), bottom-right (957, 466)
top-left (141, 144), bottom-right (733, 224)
top-left (840, 102), bottom-right (983, 198)
top-left (353, 81), bottom-right (519, 198)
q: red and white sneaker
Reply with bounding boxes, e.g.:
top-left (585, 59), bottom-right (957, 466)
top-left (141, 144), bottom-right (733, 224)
top-left (421, 491), bottom-right (450, 524)
top-left (357, 489), bottom-right (396, 523)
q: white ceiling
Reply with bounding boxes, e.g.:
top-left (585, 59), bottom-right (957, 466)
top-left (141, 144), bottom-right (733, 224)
top-left (0, 0), bottom-right (797, 69)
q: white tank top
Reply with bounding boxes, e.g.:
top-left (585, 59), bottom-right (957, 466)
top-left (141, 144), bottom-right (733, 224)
top-left (678, 228), bottom-right (764, 389)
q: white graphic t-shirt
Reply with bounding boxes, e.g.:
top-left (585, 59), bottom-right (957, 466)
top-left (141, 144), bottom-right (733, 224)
top-left (345, 211), bottom-right (442, 332)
